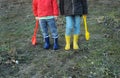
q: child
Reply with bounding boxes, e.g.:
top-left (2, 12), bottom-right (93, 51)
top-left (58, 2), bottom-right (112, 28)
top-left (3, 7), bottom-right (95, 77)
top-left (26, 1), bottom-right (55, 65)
top-left (32, 0), bottom-right (59, 50)
top-left (59, 0), bottom-right (88, 50)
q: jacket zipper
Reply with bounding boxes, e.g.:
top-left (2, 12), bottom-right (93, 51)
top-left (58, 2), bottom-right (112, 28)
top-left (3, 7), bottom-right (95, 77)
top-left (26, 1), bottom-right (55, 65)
top-left (72, 0), bottom-right (74, 14)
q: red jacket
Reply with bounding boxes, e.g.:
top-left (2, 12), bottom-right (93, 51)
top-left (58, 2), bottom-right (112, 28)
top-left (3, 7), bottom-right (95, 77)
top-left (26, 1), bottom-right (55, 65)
top-left (32, 0), bottom-right (59, 17)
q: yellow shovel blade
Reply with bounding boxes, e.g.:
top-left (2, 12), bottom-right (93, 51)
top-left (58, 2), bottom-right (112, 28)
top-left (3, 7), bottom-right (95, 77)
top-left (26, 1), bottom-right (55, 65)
top-left (86, 31), bottom-right (90, 40)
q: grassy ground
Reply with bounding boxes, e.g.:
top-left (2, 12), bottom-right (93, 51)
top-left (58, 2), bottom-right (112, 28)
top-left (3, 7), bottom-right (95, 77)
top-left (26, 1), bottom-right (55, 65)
top-left (0, 0), bottom-right (120, 78)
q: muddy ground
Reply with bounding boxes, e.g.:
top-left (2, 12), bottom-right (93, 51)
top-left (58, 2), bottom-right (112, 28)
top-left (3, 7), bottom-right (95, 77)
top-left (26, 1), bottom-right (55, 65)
top-left (0, 0), bottom-right (120, 78)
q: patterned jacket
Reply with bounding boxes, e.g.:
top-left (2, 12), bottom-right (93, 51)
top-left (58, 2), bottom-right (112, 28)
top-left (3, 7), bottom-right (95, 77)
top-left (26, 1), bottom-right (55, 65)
top-left (59, 0), bottom-right (88, 16)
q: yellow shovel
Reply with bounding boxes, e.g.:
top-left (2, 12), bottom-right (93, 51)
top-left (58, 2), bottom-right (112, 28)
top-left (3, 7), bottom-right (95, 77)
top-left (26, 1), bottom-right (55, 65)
top-left (83, 15), bottom-right (90, 40)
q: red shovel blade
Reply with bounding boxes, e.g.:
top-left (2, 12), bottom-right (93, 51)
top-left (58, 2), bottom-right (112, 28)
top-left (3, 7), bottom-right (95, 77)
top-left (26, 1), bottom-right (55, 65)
top-left (32, 35), bottom-right (37, 45)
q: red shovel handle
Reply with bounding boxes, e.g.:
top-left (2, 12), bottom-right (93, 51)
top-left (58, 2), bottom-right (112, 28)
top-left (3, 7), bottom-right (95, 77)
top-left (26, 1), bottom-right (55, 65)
top-left (33, 20), bottom-right (39, 36)
top-left (31, 20), bottom-right (39, 45)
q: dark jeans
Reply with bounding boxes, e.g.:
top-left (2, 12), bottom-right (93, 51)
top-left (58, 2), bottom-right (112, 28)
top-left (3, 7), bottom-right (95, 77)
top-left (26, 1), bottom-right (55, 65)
top-left (39, 18), bottom-right (58, 38)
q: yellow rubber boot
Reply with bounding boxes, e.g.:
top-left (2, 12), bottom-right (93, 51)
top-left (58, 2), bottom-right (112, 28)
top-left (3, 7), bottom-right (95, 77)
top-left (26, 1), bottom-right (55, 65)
top-left (73, 35), bottom-right (79, 50)
top-left (65, 35), bottom-right (70, 50)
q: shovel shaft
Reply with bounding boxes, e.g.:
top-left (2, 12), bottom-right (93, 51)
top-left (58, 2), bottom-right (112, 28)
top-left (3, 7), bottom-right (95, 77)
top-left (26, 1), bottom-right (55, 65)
top-left (33, 20), bottom-right (39, 36)
top-left (83, 15), bottom-right (88, 32)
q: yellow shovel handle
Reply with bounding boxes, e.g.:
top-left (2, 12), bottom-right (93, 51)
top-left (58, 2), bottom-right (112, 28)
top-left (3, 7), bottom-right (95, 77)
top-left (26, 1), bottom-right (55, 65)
top-left (83, 15), bottom-right (88, 31)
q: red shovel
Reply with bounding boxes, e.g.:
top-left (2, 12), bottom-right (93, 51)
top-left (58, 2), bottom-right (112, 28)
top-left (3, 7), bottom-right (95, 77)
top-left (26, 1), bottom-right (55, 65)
top-left (31, 20), bottom-right (39, 45)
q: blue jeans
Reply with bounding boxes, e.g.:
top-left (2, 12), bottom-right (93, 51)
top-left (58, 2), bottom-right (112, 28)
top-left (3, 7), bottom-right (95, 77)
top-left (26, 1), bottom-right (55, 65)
top-left (65, 16), bottom-right (81, 36)
top-left (39, 18), bottom-right (58, 38)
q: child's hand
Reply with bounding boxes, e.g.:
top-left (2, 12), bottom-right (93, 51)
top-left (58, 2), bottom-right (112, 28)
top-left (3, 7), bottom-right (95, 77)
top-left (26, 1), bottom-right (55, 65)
top-left (54, 16), bottom-right (58, 21)
top-left (83, 15), bottom-right (87, 17)
top-left (35, 17), bottom-right (39, 20)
